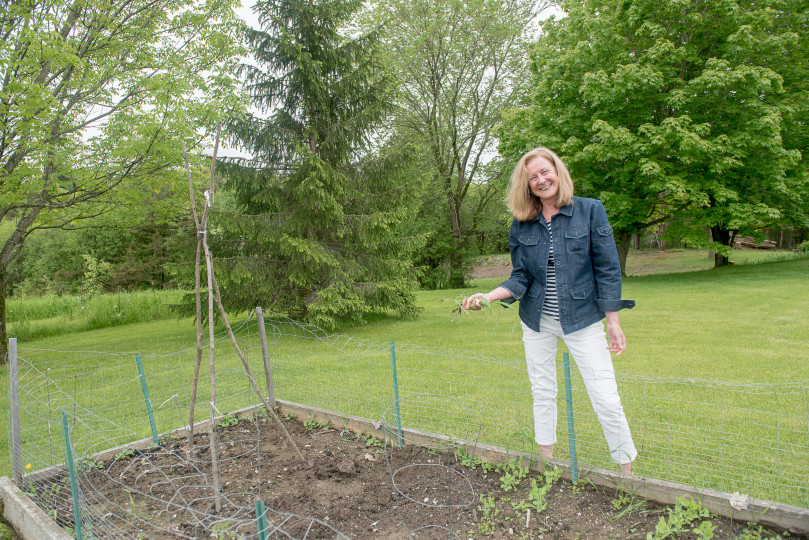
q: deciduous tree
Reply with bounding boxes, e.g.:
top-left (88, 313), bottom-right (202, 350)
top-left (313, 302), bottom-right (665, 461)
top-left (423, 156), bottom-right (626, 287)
top-left (498, 0), bottom-right (808, 271)
top-left (0, 0), bottom-right (245, 361)
top-left (368, 0), bottom-right (545, 288)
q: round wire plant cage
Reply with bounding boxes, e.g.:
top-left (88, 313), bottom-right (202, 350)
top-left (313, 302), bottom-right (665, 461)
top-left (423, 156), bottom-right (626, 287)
top-left (380, 394), bottom-right (484, 539)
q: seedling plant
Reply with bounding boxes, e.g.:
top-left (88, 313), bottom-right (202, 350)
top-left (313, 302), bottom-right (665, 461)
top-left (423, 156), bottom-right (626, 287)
top-left (476, 492), bottom-right (499, 535)
top-left (607, 493), bottom-right (646, 521)
top-left (303, 416), bottom-right (330, 431)
top-left (512, 466), bottom-right (561, 515)
top-left (500, 458), bottom-right (530, 492)
top-left (215, 413), bottom-right (239, 429)
top-left (647, 495), bottom-right (716, 539)
top-left (114, 448), bottom-right (136, 462)
top-left (453, 447), bottom-right (483, 469)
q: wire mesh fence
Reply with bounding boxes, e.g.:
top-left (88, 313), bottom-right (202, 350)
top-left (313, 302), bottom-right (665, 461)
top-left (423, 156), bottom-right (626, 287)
top-left (7, 311), bottom-right (809, 538)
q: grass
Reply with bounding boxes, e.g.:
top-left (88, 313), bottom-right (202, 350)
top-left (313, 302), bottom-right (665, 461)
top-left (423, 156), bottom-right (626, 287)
top-left (5, 289), bottom-right (186, 342)
top-left (1, 249), bottom-right (808, 508)
top-left (352, 252), bottom-right (809, 383)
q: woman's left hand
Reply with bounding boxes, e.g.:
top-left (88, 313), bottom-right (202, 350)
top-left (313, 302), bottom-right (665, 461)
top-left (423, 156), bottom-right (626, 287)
top-left (605, 312), bottom-right (626, 356)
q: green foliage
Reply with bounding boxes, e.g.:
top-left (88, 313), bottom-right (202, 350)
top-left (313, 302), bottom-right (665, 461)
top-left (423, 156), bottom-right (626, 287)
top-left (512, 466), bottom-right (561, 514)
top-left (0, 0), bottom-right (247, 359)
top-left (476, 492), bottom-right (500, 535)
top-left (23, 479), bottom-right (63, 518)
top-left (734, 522), bottom-right (789, 540)
top-left (7, 217), bottom-right (193, 297)
top-left (366, 0), bottom-right (538, 289)
top-left (113, 449), bottom-right (136, 462)
top-left (608, 493), bottom-right (646, 521)
top-left (6, 289), bottom-right (184, 342)
top-left (76, 458), bottom-right (104, 473)
top-left (364, 434), bottom-right (385, 448)
top-left (647, 495), bottom-right (715, 540)
top-left (798, 241), bottom-right (809, 253)
top-left (454, 447), bottom-right (484, 469)
top-left (216, 414), bottom-right (239, 428)
top-left (5, 229), bottom-right (85, 296)
top-left (0, 520), bottom-right (17, 539)
top-left (216, 0), bottom-right (424, 330)
top-left (303, 416), bottom-right (330, 431)
top-left (499, 458), bottom-right (530, 492)
top-left (82, 255), bottom-right (112, 298)
top-left (211, 521), bottom-right (238, 540)
top-left (498, 0), bottom-right (809, 270)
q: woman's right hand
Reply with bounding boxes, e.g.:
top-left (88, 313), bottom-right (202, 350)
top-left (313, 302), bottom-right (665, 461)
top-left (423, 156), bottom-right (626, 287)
top-left (462, 293), bottom-right (489, 310)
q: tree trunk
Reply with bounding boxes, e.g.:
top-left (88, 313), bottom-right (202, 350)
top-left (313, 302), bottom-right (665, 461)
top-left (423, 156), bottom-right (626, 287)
top-left (616, 230), bottom-right (632, 277)
top-left (711, 225), bottom-right (732, 267)
top-left (0, 265), bottom-right (7, 365)
top-left (447, 249), bottom-right (466, 289)
top-left (445, 189), bottom-right (468, 288)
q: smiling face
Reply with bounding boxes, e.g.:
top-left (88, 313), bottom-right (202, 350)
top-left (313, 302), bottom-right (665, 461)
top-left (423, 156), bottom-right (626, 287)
top-left (526, 155), bottom-right (559, 208)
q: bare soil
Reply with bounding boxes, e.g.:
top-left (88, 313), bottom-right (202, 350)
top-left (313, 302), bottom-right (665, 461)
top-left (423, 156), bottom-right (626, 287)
top-left (471, 256), bottom-right (512, 280)
top-left (40, 413), bottom-right (787, 539)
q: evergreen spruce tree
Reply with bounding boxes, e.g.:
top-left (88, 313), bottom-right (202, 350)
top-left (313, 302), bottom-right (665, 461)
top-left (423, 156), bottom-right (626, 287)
top-left (216, 0), bottom-right (424, 329)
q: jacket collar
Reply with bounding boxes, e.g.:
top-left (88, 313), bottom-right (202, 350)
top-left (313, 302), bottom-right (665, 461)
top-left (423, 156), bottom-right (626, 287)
top-left (535, 201), bottom-right (574, 222)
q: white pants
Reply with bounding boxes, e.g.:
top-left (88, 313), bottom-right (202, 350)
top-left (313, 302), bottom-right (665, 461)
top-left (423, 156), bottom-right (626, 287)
top-left (522, 314), bottom-right (637, 464)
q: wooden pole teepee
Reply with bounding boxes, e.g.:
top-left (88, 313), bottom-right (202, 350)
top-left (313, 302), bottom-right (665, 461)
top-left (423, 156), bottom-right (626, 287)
top-left (182, 128), bottom-right (306, 512)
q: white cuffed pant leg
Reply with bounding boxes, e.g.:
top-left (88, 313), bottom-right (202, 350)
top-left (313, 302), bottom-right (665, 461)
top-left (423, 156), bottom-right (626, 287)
top-left (522, 319), bottom-right (560, 446)
top-left (522, 314), bottom-right (637, 464)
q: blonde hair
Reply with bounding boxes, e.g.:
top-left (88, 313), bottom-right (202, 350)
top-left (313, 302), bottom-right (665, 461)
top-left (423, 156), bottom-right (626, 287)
top-left (506, 147), bottom-right (575, 221)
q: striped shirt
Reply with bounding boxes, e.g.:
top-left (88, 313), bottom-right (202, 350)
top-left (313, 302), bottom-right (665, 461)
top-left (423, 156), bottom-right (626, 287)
top-left (542, 220), bottom-right (560, 320)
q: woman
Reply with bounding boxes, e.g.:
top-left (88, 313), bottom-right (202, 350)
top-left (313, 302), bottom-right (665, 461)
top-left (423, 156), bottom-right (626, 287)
top-left (462, 147), bottom-right (637, 475)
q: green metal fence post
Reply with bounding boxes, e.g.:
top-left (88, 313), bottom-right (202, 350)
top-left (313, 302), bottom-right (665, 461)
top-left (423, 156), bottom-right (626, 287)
top-left (135, 355), bottom-right (159, 445)
top-left (563, 352), bottom-right (578, 483)
top-left (255, 499), bottom-right (268, 540)
top-left (390, 341), bottom-right (403, 447)
top-left (62, 412), bottom-right (83, 540)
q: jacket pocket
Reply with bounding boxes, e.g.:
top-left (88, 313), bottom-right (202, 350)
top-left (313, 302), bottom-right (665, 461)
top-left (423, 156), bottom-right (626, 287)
top-left (570, 283), bottom-right (593, 300)
top-left (565, 226), bottom-right (588, 253)
top-left (517, 235), bottom-right (541, 267)
top-left (570, 283), bottom-right (595, 322)
top-left (596, 225), bottom-right (615, 247)
top-left (518, 235), bottom-right (539, 246)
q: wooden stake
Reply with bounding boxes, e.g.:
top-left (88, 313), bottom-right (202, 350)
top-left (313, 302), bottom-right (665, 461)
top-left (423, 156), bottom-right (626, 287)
top-left (182, 142), bottom-right (206, 452)
top-left (210, 271), bottom-right (304, 460)
top-left (182, 127), bottom-right (305, 468)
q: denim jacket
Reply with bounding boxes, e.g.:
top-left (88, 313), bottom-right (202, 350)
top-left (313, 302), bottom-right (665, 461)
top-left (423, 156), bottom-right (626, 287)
top-left (499, 197), bottom-right (635, 334)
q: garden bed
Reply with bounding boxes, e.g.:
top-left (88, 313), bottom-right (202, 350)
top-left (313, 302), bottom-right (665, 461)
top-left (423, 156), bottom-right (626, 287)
top-left (31, 407), bottom-right (791, 539)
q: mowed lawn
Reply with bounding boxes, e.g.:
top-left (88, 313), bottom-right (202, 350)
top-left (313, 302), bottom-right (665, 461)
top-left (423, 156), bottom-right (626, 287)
top-left (346, 253), bottom-right (809, 383)
top-left (1, 251), bottom-right (808, 482)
